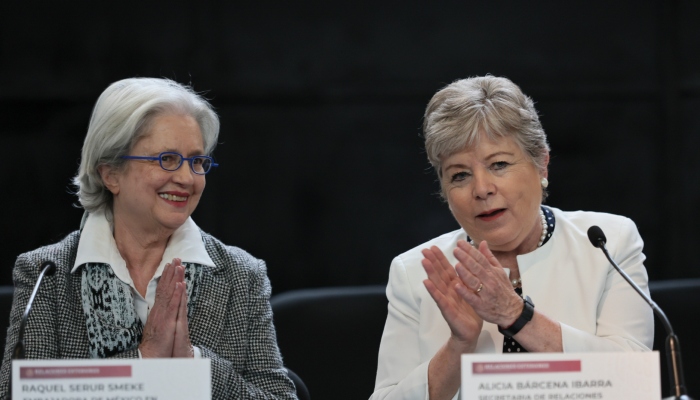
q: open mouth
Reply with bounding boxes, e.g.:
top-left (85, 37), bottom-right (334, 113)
top-left (477, 209), bottom-right (505, 220)
top-left (159, 193), bottom-right (188, 202)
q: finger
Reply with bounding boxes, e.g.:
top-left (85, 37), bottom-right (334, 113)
top-left (424, 247), bottom-right (461, 296)
top-left (166, 258), bottom-right (183, 282)
top-left (454, 246), bottom-right (490, 282)
top-left (478, 241), bottom-right (501, 268)
top-left (174, 259), bottom-right (186, 284)
top-left (177, 281), bottom-right (188, 321)
top-left (421, 247), bottom-right (443, 268)
top-left (451, 264), bottom-right (484, 303)
top-left (159, 262), bottom-right (178, 295)
top-left (141, 282), bottom-right (180, 358)
top-left (167, 281), bottom-right (184, 316)
top-left (422, 247), bottom-right (462, 296)
top-left (454, 279), bottom-right (482, 306)
top-left (458, 242), bottom-right (510, 291)
top-left (421, 257), bottom-right (451, 295)
top-left (164, 260), bottom-right (176, 281)
top-left (423, 279), bottom-right (459, 321)
top-left (421, 255), bottom-right (437, 279)
top-left (455, 240), bottom-right (492, 271)
top-left (430, 246), bottom-right (460, 281)
top-left (156, 260), bottom-right (185, 303)
top-left (424, 254), bottom-right (468, 304)
top-left (425, 279), bottom-right (483, 344)
top-left (174, 282), bottom-right (188, 334)
top-left (164, 257), bottom-right (183, 280)
top-left (173, 263), bottom-right (185, 284)
top-left (154, 266), bottom-right (174, 304)
top-left (454, 262), bottom-right (482, 292)
top-left (173, 282), bottom-right (193, 358)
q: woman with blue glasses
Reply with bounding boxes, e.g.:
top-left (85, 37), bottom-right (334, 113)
top-left (0, 78), bottom-right (297, 399)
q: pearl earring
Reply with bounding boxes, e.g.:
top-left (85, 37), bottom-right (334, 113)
top-left (541, 177), bottom-right (549, 188)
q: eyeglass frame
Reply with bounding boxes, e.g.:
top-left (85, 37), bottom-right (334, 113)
top-left (120, 151), bottom-right (219, 175)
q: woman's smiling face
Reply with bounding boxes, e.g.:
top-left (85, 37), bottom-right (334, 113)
top-left (440, 131), bottom-right (548, 254)
top-left (103, 113), bottom-right (206, 235)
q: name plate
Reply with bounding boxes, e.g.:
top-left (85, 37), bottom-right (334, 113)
top-left (13, 358), bottom-right (211, 400)
top-left (461, 352), bottom-right (660, 400)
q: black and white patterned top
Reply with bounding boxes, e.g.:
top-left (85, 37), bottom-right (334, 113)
top-left (79, 261), bottom-right (202, 358)
top-left (0, 230), bottom-right (298, 400)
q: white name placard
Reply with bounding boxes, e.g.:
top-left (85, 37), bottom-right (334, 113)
top-left (13, 358), bottom-right (211, 400)
top-left (461, 352), bottom-right (660, 400)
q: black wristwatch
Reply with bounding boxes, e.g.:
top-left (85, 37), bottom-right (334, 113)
top-left (498, 295), bottom-right (534, 337)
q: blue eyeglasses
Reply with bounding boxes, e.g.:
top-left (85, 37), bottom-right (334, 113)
top-left (121, 152), bottom-right (219, 175)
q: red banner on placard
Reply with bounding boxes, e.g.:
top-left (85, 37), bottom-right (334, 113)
top-left (472, 360), bottom-right (581, 374)
top-left (20, 366), bottom-right (132, 379)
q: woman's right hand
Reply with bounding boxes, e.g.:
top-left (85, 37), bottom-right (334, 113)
top-left (138, 259), bottom-right (185, 358)
top-left (422, 246), bottom-right (483, 353)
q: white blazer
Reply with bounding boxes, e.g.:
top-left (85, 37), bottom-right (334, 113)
top-left (371, 208), bottom-right (654, 400)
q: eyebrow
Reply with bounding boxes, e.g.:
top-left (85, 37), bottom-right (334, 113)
top-left (159, 149), bottom-right (207, 157)
top-left (442, 151), bottom-right (516, 173)
top-left (484, 151), bottom-right (515, 160)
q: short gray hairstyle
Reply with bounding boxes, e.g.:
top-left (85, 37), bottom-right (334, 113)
top-left (73, 77), bottom-right (220, 216)
top-left (423, 75), bottom-right (550, 178)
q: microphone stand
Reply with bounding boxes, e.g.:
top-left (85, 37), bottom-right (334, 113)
top-left (595, 239), bottom-right (692, 400)
top-left (10, 261), bottom-right (56, 400)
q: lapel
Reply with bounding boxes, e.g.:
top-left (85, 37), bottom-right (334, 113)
top-left (60, 232), bottom-right (92, 358)
top-left (188, 264), bottom-right (230, 349)
top-left (62, 268), bottom-right (92, 357)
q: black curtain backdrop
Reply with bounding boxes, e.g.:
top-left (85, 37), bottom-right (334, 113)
top-left (1, 0), bottom-right (699, 294)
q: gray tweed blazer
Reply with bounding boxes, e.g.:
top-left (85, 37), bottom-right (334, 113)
top-left (0, 230), bottom-right (297, 400)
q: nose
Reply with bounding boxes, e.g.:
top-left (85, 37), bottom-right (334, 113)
top-left (171, 161), bottom-right (196, 185)
top-left (472, 168), bottom-right (495, 199)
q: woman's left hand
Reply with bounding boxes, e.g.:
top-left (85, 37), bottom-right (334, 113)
top-left (451, 240), bottom-right (524, 327)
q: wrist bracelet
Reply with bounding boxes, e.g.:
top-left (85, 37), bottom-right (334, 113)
top-left (498, 295), bottom-right (535, 338)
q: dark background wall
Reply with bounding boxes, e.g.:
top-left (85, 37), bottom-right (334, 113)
top-left (1, 1), bottom-right (698, 295)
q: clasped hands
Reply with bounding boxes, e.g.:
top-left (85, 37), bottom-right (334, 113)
top-left (138, 258), bottom-right (194, 358)
top-left (422, 240), bottom-right (524, 351)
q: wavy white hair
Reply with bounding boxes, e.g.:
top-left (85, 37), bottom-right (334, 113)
top-left (73, 77), bottom-right (220, 217)
top-left (423, 75), bottom-right (550, 198)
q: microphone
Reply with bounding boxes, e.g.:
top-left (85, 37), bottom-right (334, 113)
top-left (587, 226), bottom-right (692, 400)
top-left (12, 261), bottom-right (56, 360)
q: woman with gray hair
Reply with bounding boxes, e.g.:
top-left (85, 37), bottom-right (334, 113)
top-left (0, 78), bottom-right (297, 399)
top-left (371, 75), bottom-right (653, 400)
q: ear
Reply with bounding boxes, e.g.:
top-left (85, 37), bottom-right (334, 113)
top-left (98, 164), bottom-right (120, 195)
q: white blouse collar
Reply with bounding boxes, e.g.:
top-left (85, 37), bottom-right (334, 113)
top-left (72, 211), bottom-right (215, 282)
